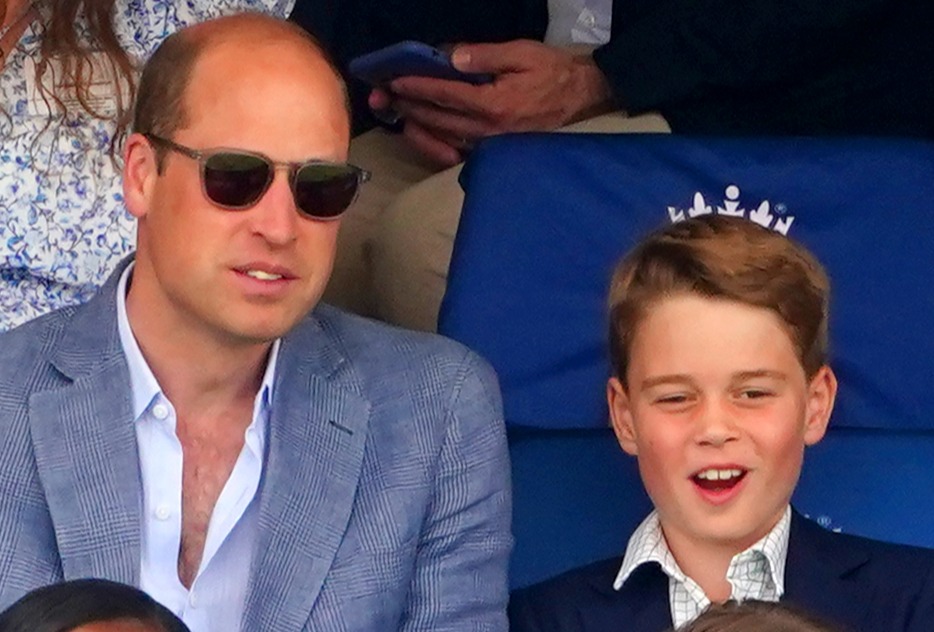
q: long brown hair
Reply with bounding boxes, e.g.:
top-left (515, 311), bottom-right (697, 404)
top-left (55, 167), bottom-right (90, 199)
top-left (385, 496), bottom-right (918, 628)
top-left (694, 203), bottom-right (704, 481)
top-left (3, 0), bottom-right (137, 148)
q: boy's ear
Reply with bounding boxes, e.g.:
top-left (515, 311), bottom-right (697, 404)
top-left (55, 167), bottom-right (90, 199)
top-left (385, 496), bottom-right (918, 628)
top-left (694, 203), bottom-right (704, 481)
top-left (122, 132), bottom-right (159, 220)
top-left (803, 365), bottom-right (838, 446)
top-left (608, 377), bottom-right (639, 456)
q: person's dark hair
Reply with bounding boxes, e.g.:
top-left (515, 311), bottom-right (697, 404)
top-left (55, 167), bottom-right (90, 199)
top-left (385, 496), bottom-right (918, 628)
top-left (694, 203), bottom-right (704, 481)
top-left (132, 14), bottom-right (350, 172)
top-left (0, 579), bottom-right (190, 632)
top-left (672, 600), bottom-right (844, 632)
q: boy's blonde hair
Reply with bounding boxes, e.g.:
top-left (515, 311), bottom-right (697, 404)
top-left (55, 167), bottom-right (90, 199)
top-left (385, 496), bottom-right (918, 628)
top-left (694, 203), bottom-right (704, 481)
top-left (608, 216), bottom-right (829, 384)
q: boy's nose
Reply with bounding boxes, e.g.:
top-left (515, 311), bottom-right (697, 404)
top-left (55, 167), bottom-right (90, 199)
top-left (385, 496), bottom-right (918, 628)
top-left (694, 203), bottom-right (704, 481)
top-left (694, 399), bottom-right (740, 447)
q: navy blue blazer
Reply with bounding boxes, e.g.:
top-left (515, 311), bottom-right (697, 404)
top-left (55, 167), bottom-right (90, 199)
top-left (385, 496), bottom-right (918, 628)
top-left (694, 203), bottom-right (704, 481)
top-left (509, 510), bottom-right (934, 632)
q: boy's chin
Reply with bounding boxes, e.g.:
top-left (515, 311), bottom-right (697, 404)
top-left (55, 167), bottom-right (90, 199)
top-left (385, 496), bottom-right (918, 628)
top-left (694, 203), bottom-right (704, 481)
top-left (665, 505), bottom-right (789, 552)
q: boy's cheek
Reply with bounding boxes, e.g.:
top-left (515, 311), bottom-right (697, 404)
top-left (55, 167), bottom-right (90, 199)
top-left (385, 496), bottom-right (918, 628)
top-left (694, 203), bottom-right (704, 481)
top-left (635, 449), bottom-right (679, 504)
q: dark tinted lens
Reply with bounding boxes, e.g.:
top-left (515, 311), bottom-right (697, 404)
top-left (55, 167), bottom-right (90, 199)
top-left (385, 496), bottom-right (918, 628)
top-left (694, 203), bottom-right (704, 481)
top-left (203, 152), bottom-right (271, 208)
top-left (293, 163), bottom-right (360, 219)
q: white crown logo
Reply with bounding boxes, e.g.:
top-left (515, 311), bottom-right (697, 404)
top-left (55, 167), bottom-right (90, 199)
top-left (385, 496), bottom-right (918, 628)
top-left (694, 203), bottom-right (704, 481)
top-left (804, 512), bottom-right (843, 534)
top-left (666, 184), bottom-right (795, 235)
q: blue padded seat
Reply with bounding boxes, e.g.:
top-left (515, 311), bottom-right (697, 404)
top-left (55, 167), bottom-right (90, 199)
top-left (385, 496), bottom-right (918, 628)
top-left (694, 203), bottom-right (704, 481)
top-left (439, 133), bottom-right (934, 589)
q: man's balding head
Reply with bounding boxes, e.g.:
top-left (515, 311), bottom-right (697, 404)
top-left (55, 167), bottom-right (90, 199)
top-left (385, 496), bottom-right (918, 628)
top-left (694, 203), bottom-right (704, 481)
top-left (132, 13), bottom-right (349, 165)
top-left (122, 13), bottom-right (357, 345)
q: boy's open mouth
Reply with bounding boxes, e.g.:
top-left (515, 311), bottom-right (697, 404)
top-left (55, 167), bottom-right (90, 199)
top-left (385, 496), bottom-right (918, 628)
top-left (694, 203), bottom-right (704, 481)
top-left (691, 467), bottom-right (748, 492)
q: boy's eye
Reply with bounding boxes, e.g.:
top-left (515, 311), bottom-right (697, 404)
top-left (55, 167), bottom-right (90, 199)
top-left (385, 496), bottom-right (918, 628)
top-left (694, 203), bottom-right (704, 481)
top-left (653, 392), bottom-right (694, 407)
top-left (736, 388), bottom-right (774, 400)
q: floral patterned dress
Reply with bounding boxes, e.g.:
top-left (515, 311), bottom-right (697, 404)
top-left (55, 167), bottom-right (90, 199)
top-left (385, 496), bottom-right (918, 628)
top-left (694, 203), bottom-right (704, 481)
top-left (0, 0), bottom-right (294, 331)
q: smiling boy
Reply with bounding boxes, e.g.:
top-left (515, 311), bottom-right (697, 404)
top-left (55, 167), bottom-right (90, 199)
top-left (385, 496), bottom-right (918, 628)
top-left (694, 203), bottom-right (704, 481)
top-left (508, 215), bottom-right (934, 632)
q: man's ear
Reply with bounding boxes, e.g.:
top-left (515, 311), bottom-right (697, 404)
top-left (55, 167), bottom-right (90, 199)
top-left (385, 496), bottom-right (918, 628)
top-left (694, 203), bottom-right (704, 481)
top-left (803, 365), bottom-right (837, 446)
top-left (608, 377), bottom-right (639, 456)
top-left (123, 133), bottom-right (159, 220)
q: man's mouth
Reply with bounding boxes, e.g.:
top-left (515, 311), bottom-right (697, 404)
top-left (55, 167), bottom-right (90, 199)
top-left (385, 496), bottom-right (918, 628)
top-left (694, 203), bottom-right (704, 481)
top-left (692, 467), bottom-right (748, 492)
top-left (233, 263), bottom-right (297, 282)
top-left (245, 269), bottom-right (284, 281)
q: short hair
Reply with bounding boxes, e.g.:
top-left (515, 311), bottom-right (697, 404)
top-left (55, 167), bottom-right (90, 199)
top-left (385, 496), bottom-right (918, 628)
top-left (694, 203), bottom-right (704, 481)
top-left (131, 14), bottom-right (349, 171)
top-left (131, 22), bottom-right (204, 142)
top-left (0, 578), bottom-right (190, 632)
top-left (608, 216), bottom-right (829, 384)
top-left (673, 600), bottom-right (842, 632)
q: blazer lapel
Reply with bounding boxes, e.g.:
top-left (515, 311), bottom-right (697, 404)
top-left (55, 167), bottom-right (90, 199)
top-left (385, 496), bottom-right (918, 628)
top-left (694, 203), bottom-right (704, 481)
top-left (27, 261), bottom-right (141, 584)
top-left (783, 510), bottom-right (872, 626)
top-left (242, 315), bottom-right (371, 631)
top-left (579, 562), bottom-right (673, 632)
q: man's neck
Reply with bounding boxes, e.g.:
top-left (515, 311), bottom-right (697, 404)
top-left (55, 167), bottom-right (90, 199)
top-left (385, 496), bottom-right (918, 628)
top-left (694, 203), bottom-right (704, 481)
top-left (125, 291), bottom-right (271, 421)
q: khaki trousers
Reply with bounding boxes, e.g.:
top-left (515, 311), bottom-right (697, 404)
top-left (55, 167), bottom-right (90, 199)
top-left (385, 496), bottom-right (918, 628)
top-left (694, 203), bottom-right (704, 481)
top-left (326, 111), bottom-right (671, 332)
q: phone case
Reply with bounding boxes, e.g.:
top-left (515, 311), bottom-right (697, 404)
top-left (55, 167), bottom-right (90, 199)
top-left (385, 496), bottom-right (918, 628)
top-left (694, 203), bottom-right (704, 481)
top-left (348, 41), bottom-right (492, 86)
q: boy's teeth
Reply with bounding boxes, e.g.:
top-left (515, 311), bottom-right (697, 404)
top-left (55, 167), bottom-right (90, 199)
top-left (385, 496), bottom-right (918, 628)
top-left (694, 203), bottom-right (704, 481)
top-left (246, 270), bottom-right (283, 281)
top-left (697, 468), bottom-right (743, 480)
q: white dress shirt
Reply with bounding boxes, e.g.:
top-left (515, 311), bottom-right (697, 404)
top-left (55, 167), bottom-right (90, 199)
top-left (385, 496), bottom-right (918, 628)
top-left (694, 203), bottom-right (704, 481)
top-left (545, 0), bottom-right (612, 47)
top-left (116, 264), bottom-right (280, 632)
top-left (614, 506), bottom-right (792, 628)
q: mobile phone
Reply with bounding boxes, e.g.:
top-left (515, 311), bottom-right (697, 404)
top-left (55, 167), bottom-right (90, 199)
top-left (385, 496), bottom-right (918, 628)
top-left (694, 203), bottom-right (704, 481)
top-left (349, 41), bottom-right (493, 86)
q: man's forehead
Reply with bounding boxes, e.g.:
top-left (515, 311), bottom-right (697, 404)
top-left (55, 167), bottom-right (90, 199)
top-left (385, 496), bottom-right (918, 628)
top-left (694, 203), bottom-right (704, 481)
top-left (176, 14), bottom-right (336, 99)
top-left (182, 40), bottom-right (346, 122)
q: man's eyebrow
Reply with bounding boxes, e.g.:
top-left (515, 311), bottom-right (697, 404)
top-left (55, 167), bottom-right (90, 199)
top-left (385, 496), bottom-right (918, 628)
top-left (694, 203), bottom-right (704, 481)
top-left (640, 374), bottom-right (695, 390)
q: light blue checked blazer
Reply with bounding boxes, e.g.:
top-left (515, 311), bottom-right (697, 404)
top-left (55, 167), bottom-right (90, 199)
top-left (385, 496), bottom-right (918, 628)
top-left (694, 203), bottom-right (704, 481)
top-left (0, 258), bottom-right (512, 631)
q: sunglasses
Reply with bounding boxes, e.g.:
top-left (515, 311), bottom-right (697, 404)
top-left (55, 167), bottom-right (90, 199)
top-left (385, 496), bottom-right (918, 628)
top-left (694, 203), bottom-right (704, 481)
top-left (144, 133), bottom-right (370, 220)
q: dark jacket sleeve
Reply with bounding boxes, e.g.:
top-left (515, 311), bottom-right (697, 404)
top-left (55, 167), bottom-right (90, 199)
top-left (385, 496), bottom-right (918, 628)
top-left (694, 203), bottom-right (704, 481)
top-left (591, 0), bottom-right (934, 136)
top-left (594, 0), bottom-right (891, 108)
top-left (508, 588), bottom-right (552, 632)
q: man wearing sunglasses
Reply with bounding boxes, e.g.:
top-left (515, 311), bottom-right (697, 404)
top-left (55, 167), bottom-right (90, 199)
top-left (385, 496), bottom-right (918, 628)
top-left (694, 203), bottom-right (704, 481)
top-left (0, 14), bottom-right (511, 632)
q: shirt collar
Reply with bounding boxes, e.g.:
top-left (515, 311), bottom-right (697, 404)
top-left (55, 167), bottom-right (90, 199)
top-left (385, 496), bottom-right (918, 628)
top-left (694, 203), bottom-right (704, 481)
top-left (729, 505), bottom-right (790, 597)
top-left (614, 505), bottom-right (792, 596)
top-left (117, 263), bottom-right (161, 421)
top-left (116, 263), bottom-right (280, 428)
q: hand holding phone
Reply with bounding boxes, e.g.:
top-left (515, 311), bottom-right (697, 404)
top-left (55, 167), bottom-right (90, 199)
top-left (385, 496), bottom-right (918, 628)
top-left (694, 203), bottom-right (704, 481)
top-left (349, 41), bottom-right (493, 87)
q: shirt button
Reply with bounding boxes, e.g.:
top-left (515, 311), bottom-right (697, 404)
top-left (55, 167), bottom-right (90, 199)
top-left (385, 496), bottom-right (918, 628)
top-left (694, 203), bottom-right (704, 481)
top-left (579, 9), bottom-right (596, 28)
top-left (152, 403), bottom-right (169, 420)
top-left (189, 592), bottom-right (199, 608)
top-left (154, 504), bottom-right (171, 521)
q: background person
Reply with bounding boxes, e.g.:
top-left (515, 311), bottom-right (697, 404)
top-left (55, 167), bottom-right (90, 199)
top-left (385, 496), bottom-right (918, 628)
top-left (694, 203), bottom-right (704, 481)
top-left (0, 579), bottom-right (190, 632)
top-left (291, 0), bottom-right (934, 332)
top-left (0, 0), bottom-right (294, 332)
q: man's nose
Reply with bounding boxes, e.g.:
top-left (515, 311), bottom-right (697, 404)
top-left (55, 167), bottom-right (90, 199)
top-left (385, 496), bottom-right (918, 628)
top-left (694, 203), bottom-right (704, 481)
top-left (250, 170), bottom-right (299, 245)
